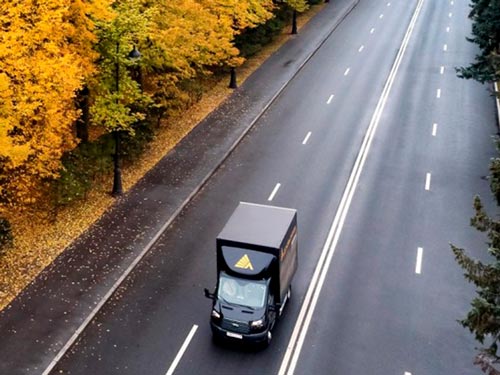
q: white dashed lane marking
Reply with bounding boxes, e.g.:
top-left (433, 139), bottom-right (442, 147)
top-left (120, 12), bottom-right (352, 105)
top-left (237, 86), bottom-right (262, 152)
top-left (268, 183), bottom-right (281, 201)
top-left (415, 248), bottom-right (423, 274)
top-left (302, 132), bottom-right (312, 145)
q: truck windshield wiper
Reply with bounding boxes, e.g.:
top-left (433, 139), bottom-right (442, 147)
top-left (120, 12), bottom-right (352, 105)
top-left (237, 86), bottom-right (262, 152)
top-left (220, 297), bottom-right (254, 311)
top-left (236, 303), bottom-right (255, 311)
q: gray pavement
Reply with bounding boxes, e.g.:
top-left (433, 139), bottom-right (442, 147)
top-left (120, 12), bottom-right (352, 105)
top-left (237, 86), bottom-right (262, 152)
top-left (0, 1), bottom-right (359, 373)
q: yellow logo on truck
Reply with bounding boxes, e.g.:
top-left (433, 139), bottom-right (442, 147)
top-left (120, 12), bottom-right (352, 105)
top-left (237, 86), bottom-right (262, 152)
top-left (235, 254), bottom-right (253, 270)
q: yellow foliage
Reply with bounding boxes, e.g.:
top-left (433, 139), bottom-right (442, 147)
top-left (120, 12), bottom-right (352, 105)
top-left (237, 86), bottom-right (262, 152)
top-left (202, 0), bottom-right (275, 31)
top-left (286, 0), bottom-right (309, 12)
top-left (149, 0), bottom-right (241, 77)
top-left (0, 0), bottom-right (113, 209)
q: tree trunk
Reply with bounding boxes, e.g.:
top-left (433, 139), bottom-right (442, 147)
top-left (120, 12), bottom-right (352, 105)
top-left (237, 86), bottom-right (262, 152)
top-left (112, 131), bottom-right (123, 196)
top-left (292, 10), bottom-right (298, 35)
top-left (76, 86), bottom-right (89, 143)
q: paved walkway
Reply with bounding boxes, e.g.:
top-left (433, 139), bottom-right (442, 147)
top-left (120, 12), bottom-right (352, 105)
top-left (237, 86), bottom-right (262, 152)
top-left (0, 1), bottom-right (359, 373)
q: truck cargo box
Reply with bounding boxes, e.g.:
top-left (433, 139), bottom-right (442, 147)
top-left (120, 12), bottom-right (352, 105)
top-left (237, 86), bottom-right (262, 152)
top-left (216, 202), bottom-right (297, 305)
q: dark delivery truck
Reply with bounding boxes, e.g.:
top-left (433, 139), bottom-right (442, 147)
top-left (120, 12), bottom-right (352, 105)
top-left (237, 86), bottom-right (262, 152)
top-left (204, 202), bottom-right (298, 346)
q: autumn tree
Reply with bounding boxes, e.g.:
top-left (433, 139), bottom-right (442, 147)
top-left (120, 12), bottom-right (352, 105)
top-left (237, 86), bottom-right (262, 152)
top-left (140, 0), bottom-right (237, 119)
top-left (0, 0), bottom-right (112, 213)
top-left (90, 0), bottom-right (151, 134)
top-left (89, 0), bottom-right (152, 195)
top-left (202, 0), bottom-right (275, 86)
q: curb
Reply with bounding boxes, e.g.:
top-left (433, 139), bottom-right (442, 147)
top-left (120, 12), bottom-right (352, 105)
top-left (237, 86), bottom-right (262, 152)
top-left (41, 2), bottom-right (360, 373)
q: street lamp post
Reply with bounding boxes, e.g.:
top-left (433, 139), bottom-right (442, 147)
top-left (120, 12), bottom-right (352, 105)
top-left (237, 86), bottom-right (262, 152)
top-left (111, 43), bottom-right (141, 197)
top-left (291, 10), bottom-right (298, 34)
top-left (229, 67), bottom-right (237, 89)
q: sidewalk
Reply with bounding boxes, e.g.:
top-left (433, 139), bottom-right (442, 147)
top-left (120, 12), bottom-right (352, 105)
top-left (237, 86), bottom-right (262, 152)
top-left (0, 0), bottom-right (359, 373)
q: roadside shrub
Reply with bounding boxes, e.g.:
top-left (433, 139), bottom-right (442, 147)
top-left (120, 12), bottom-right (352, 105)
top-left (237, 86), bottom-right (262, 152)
top-left (121, 120), bottom-right (155, 163)
top-left (235, 5), bottom-right (289, 58)
top-left (51, 136), bottom-right (114, 206)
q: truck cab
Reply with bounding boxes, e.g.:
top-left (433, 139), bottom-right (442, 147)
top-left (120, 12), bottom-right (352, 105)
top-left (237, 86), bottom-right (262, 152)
top-left (205, 202), bottom-right (297, 346)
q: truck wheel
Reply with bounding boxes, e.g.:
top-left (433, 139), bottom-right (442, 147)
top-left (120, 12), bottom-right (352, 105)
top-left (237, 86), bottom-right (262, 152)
top-left (279, 286), bottom-right (292, 318)
top-left (212, 334), bottom-right (222, 346)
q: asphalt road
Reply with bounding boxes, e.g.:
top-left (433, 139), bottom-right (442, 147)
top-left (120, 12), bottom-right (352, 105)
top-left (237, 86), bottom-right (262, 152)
top-left (5, 0), bottom-right (499, 374)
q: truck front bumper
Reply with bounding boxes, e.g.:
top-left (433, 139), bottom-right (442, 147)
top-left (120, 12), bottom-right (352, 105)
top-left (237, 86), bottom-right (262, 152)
top-left (210, 322), bottom-right (269, 344)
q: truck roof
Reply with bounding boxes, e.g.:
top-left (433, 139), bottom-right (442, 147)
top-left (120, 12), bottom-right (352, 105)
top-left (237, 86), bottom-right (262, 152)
top-left (217, 202), bottom-right (296, 249)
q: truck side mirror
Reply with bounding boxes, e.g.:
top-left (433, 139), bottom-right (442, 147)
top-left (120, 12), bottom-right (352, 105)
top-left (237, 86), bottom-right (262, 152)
top-left (204, 288), bottom-right (215, 299)
top-left (268, 304), bottom-right (277, 312)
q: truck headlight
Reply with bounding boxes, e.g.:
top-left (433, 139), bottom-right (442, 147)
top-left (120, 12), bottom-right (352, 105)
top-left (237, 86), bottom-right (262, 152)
top-left (250, 318), bottom-right (264, 329)
top-left (211, 309), bottom-right (221, 319)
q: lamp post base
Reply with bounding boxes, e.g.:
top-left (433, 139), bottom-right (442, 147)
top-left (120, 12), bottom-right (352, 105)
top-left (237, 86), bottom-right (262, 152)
top-left (112, 131), bottom-right (123, 196)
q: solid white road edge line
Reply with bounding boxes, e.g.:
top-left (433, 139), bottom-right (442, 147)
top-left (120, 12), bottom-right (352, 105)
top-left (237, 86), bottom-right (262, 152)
top-left (302, 132), bottom-right (312, 145)
top-left (165, 325), bottom-right (198, 375)
top-left (425, 173), bottom-right (431, 191)
top-left (327, 94), bottom-right (334, 104)
top-left (278, 1), bottom-right (425, 374)
top-left (495, 82), bottom-right (500, 127)
top-left (415, 247), bottom-right (423, 274)
top-left (268, 183), bottom-right (281, 201)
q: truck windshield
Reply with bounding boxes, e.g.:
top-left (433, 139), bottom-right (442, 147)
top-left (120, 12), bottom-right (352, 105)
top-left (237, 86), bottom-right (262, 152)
top-left (218, 273), bottom-right (267, 309)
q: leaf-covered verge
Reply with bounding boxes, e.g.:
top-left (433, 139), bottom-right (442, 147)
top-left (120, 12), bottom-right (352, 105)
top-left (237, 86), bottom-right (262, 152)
top-left (0, 3), bottom-right (325, 311)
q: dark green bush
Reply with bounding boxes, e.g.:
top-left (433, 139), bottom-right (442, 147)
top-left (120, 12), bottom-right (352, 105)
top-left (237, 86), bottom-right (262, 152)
top-left (121, 120), bottom-right (155, 163)
top-left (51, 117), bottom-right (154, 207)
top-left (235, 4), bottom-right (290, 58)
top-left (51, 135), bottom-right (114, 206)
top-left (0, 217), bottom-right (13, 254)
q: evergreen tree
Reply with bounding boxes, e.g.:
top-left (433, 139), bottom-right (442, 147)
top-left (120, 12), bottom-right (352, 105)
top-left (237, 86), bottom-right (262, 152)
top-left (457, 0), bottom-right (500, 83)
top-left (451, 195), bottom-right (500, 371)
